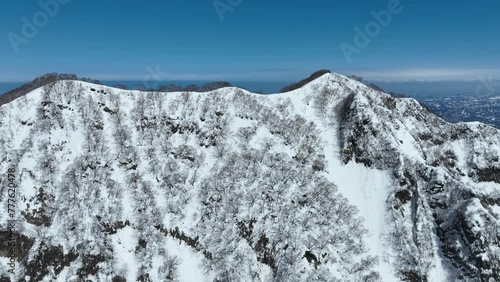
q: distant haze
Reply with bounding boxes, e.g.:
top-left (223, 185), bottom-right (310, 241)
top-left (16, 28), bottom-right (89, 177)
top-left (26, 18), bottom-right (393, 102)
top-left (371, 80), bottom-right (500, 97)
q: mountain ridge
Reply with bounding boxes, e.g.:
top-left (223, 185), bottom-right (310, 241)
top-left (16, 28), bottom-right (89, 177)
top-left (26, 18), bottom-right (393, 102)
top-left (0, 73), bottom-right (498, 281)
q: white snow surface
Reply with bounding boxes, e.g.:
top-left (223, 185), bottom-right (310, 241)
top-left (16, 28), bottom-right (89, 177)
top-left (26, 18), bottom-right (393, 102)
top-left (0, 73), bottom-right (499, 281)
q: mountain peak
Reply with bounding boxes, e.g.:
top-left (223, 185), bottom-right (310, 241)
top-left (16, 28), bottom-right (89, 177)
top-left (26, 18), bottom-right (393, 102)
top-left (280, 69), bottom-right (332, 93)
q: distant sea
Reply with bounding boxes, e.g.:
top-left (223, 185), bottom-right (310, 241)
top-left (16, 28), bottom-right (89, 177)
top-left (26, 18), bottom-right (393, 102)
top-left (0, 82), bottom-right (24, 95)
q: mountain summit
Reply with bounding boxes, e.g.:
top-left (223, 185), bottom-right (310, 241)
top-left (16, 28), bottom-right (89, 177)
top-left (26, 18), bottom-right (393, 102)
top-left (0, 73), bottom-right (498, 281)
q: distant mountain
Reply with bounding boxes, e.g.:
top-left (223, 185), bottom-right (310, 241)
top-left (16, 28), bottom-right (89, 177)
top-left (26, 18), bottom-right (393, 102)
top-left (0, 73), bottom-right (498, 281)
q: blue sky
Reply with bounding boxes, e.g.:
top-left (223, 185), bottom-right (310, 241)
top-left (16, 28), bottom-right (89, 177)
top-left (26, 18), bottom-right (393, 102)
top-left (1, 0), bottom-right (499, 82)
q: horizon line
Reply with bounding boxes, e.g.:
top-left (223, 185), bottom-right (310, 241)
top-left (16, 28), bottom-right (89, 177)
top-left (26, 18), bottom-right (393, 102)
top-left (2, 68), bottom-right (500, 83)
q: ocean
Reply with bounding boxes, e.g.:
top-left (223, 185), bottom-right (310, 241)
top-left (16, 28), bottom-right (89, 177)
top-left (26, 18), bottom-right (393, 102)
top-left (0, 82), bottom-right (24, 95)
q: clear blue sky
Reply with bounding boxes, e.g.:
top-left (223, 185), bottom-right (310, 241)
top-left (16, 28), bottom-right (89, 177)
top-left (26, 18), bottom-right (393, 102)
top-left (1, 0), bottom-right (499, 82)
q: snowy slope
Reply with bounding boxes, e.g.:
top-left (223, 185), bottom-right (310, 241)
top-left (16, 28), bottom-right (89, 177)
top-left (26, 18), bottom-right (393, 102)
top-left (0, 73), bottom-right (499, 281)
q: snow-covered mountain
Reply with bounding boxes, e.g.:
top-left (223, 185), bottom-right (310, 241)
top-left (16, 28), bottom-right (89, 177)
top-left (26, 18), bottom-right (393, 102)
top-left (0, 73), bottom-right (498, 281)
